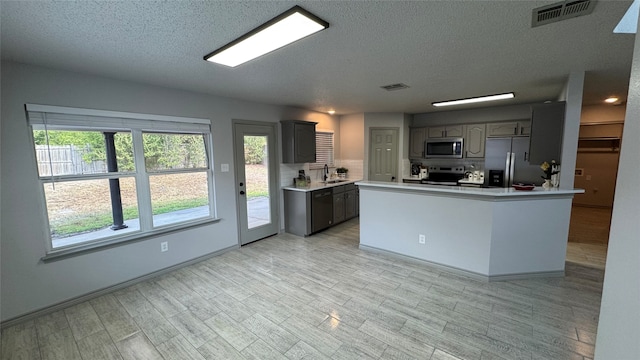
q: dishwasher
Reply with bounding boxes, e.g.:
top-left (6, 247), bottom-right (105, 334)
top-left (311, 188), bottom-right (334, 233)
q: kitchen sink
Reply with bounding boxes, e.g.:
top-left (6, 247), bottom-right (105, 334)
top-left (324, 179), bottom-right (349, 184)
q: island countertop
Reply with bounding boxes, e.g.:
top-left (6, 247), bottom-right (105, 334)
top-left (356, 180), bottom-right (584, 199)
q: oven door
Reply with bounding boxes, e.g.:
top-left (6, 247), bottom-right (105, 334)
top-left (425, 138), bottom-right (463, 158)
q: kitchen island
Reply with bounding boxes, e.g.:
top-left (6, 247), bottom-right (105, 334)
top-left (356, 181), bottom-right (584, 280)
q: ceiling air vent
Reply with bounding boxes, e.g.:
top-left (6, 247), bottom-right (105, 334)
top-left (532, 0), bottom-right (596, 28)
top-left (380, 83), bottom-right (410, 91)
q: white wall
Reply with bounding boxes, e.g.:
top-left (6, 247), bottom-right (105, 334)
top-left (338, 113), bottom-right (365, 180)
top-left (581, 104), bottom-right (626, 124)
top-left (594, 28), bottom-right (640, 358)
top-left (558, 71), bottom-right (584, 189)
top-left (0, 62), bottom-right (330, 321)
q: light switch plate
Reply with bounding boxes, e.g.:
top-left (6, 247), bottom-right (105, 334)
top-left (221, 164), bottom-right (229, 172)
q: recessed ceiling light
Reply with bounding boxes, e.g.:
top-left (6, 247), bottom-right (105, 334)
top-left (432, 93), bottom-right (515, 107)
top-left (604, 97), bottom-right (619, 103)
top-left (327, 110), bottom-right (336, 115)
top-left (204, 6), bottom-right (329, 67)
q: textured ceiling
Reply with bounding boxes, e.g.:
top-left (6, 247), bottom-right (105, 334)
top-left (0, 1), bottom-right (635, 115)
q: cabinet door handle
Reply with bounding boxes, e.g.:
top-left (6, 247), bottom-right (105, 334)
top-left (514, 126), bottom-right (518, 135)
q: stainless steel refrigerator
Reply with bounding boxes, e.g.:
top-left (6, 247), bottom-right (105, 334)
top-left (484, 137), bottom-right (541, 187)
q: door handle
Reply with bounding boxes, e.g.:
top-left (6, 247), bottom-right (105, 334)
top-left (239, 190), bottom-right (245, 195)
top-left (239, 182), bottom-right (244, 187)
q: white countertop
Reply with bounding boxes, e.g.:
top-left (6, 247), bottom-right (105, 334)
top-left (356, 180), bottom-right (584, 198)
top-left (282, 179), bottom-right (362, 192)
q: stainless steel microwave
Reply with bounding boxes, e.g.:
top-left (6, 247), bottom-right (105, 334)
top-left (425, 138), bottom-right (464, 158)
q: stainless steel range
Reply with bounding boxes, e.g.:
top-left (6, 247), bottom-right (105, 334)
top-left (421, 165), bottom-right (465, 186)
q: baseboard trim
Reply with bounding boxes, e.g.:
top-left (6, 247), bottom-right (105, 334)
top-left (358, 244), bottom-right (564, 282)
top-left (0, 244), bottom-right (239, 329)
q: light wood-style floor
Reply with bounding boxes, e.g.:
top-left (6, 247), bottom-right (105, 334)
top-left (2, 219), bottom-right (604, 360)
top-left (568, 205), bottom-right (612, 245)
top-left (566, 205), bottom-right (611, 270)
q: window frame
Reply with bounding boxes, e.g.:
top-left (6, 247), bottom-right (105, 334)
top-left (26, 104), bottom-right (219, 261)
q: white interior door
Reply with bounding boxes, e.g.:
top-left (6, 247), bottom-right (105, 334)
top-left (369, 128), bottom-right (398, 182)
top-left (233, 121), bottom-right (279, 245)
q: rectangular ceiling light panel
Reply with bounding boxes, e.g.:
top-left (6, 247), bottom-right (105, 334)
top-left (432, 93), bottom-right (515, 107)
top-left (204, 6), bottom-right (329, 67)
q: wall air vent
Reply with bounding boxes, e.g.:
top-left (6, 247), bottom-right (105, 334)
top-left (380, 83), bottom-right (410, 91)
top-left (532, 0), bottom-right (596, 28)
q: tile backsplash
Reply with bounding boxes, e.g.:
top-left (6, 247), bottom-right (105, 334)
top-left (337, 159), bottom-right (364, 180)
top-left (279, 159), bottom-right (364, 187)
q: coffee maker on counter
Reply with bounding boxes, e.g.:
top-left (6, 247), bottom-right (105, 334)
top-left (410, 163), bottom-right (428, 179)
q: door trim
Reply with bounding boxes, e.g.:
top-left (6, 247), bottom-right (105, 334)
top-left (232, 119), bottom-right (280, 245)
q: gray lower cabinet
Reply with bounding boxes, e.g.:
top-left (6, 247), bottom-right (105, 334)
top-left (284, 188), bottom-right (332, 237)
top-left (345, 189), bottom-right (356, 219)
top-left (332, 184), bottom-right (357, 223)
top-left (333, 185), bottom-right (345, 224)
top-left (283, 183), bottom-right (359, 237)
top-left (354, 186), bottom-right (359, 216)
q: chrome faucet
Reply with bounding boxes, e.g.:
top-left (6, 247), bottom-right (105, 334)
top-left (323, 164), bottom-right (329, 182)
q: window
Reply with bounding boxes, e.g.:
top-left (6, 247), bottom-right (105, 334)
top-left (310, 131), bottom-right (334, 169)
top-left (27, 105), bottom-right (215, 254)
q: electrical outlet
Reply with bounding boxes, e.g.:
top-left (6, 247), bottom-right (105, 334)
top-left (161, 241), bottom-right (168, 252)
top-left (419, 234), bottom-right (426, 244)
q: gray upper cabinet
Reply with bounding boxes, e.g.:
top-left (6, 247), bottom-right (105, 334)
top-left (465, 124), bottom-right (486, 158)
top-left (427, 125), bottom-right (464, 138)
top-left (528, 102), bottom-right (565, 165)
top-left (487, 121), bottom-right (530, 137)
top-left (281, 120), bottom-right (317, 163)
top-left (409, 127), bottom-right (426, 158)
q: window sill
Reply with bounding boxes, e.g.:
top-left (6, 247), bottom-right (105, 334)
top-left (41, 217), bottom-right (221, 263)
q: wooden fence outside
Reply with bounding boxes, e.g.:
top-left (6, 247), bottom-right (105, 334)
top-left (35, 145), bottom-right (106, 176)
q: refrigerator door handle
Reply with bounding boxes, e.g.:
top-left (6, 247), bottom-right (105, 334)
top-left (509, 152), bottom-right (516, 186)
top-left (505, 152), bottom-right (511, 187)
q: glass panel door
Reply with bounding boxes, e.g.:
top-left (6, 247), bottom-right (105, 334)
top-left (233, 122), bottom-right (278, 245)
top-left (244, 135), bottom-right (271, 229)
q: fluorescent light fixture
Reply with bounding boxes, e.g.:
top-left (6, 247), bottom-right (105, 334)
top-left (432, 93), bottom-right (515, 107)
top-left (204, 6), bottom-right (329, 67)
top-left (605, 96), bottom-right (619, 103)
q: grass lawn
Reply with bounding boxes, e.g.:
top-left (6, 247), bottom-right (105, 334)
top-left (48, 164), bottom-right (270, 238)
